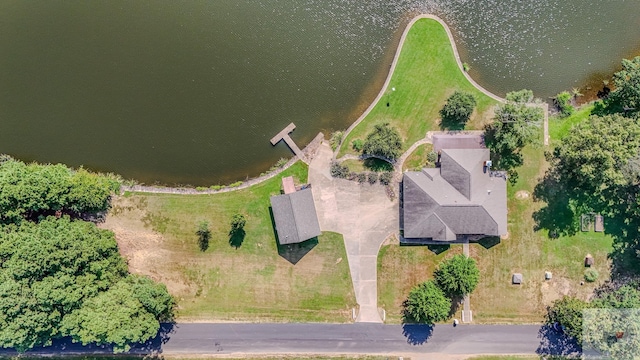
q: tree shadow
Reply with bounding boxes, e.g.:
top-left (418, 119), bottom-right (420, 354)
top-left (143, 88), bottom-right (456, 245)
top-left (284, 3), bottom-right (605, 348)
top-left (439, 116), bottom-right (466, 131)
top-left (536, 324), bottom-right (581, 357)
top-left (277, 237), bottom-right (318, 265)
top-left (228, 229), bottom-right (245, 249)
top-left (427, 243), bottom-right (450, 254)
top-left (363, 158), bottom-right (394, 172)
top-left (448, 295), bottom-right (463, 317)
top-left (402, 323), bottom-right (434, 345)
top-left (532, 171), bottom-right (580, 238)
top-left (0, 323), bottom-right (176, 355)
top-left (477, 236), bottom-right (500, 249)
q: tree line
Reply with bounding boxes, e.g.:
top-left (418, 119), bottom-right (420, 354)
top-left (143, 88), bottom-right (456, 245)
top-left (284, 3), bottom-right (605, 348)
top-left (0, 156), bottom-right (174, 352)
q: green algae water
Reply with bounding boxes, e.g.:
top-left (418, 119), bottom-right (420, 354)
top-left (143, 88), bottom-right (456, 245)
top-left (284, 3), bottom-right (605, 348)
top-left (1, 1), bottom-right (639, 185)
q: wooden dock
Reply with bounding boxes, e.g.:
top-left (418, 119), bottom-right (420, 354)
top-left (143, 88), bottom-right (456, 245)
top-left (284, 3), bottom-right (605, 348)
top-left (270, 123), bottom-right (306, 163)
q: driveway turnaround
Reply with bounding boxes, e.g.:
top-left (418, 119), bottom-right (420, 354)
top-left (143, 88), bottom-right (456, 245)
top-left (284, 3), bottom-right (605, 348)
top-left (309, 142), bottom-right (398, 322)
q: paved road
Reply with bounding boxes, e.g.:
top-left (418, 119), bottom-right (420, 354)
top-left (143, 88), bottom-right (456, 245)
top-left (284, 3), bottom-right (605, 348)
top-left (153, 323), bottom-right (578, 357)
top-left (1, 323), bottom-right (579, 358)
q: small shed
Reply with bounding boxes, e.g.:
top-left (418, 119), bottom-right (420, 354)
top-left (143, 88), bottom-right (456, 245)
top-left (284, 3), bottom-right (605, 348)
top-left (512, 273), bottom-right (523, 285)
top-left (545, 271), bottom-right (552, 280)
top-left (585, 254), bottom-right (594, 267)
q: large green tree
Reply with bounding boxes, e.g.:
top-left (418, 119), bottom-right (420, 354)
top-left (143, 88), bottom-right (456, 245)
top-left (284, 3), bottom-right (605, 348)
top-left (434, 254), bottom-right (480, 297)
top-left (610, 56), bottom-right (640, 113)
top-left (546, 296), bottom-right (590, 343)
top-left (0, 158), bottom-right (120, 224)
top-left (362, 123), bottom-right (403, 161)
top-left (404, 280), bottom-right (451, 324)
top-left (484, 89), bottom-right (542, 183)
top-left (0, 217), bottom-right (173, 352)
top-left (534, 114), bottom-right (640, 238)
top-left (440, 91), bottom-right (477, 129)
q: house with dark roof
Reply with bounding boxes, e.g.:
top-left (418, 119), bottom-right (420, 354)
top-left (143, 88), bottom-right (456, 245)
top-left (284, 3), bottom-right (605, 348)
top-left (270, 177), bottom-right (322, 245)
top-left (400, 148), bottom-right (507, 243)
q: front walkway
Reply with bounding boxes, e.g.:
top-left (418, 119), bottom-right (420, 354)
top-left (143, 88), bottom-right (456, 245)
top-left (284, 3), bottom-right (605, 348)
top-left (309, 142), bottom-right (398, 323)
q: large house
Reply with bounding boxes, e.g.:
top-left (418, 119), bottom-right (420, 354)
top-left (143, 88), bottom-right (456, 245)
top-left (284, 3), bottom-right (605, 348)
top-left (400, 148), bottom-right (507, 243)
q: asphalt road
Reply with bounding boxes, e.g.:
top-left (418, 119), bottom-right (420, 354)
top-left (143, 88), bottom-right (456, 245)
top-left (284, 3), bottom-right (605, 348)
top-left (1, 323), bottom-right (579, 357)
top-left (152, 323), bottom-right (579, 357)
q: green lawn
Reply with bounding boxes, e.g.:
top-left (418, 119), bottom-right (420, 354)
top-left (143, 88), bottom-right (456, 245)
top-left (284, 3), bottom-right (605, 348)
top-left (104, 162), bottom-right (356, 322)
top-left (338, 18), bottom-right (498, 157)
top-left (402, 143), bottom-right (434, 171)
top-left (378, 106), bottom-right (613, 323)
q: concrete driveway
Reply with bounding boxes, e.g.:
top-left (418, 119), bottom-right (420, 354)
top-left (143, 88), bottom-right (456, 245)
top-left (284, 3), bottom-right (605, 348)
top-left (309, 142), bottom-right (398, 322)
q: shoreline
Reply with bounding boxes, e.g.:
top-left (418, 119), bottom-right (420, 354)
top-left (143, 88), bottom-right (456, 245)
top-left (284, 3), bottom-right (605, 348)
top-left (125, 15), bottom-right (507, 195)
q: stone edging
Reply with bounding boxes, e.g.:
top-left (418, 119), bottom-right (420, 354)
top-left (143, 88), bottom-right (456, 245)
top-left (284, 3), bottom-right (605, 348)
top-left (122, 132), bottom-right (324, 195)
top-left (339, 14), bottom-right (506, 155)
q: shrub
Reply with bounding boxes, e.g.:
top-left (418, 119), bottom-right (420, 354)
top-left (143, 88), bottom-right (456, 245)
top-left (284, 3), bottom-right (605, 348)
top-left (463, 62), bottom-right (470, 72)
top-left (352, 139), bottom-right (364, 152)
top-left (196, 186), bottom-right (208, 192)
top-left (356, 173), bottom-right (367, 184)
top-left (330, 161), bottom-right (349, 178)
top-left (584, 268), bottom-right (599, 283)
top-left (196, 221), bottom-right (211, 251)
top-left (210, 185), bottom-right (223, 191)
top-left (367, 172), bottom-right (378, 185)
top-left (229, 181), bottom-right (242, 188)
top-left (362, 123), bottom-right (403, 161)
top-left (379, 171), bottom-right (393, 185)
top-left (330, 131), bottom-right (344, 151)
top-left (555, 91), bottom-right (574, 117)
top-left (427, 151), bottom-right (438, 164)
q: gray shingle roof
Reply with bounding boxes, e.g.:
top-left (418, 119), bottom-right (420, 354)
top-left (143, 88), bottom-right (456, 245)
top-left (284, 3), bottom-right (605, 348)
top-left (270, 188), bottom-right (321, 245)
top-left (402, 148), bottom-right (507, 241)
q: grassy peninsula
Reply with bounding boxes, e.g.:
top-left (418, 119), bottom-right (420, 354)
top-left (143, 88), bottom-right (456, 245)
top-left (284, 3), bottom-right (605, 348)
top-left (339, 18), bottom-right (498, 157)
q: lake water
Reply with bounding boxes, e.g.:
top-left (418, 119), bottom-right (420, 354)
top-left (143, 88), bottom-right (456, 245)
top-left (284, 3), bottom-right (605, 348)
top-left (1, 0), bottom-right (639, 185)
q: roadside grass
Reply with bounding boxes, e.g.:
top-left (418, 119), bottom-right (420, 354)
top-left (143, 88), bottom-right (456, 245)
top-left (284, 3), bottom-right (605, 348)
top-left (377, 240), bottom-right (463, 323)
top-left (338, 18), bottom-right (498, 158)
top-left (378, 107), bottom-right (613, 324)
top-left (402, 143), bottom-right (434, 171)
top-left (103, 162), bottom-right (356, 322)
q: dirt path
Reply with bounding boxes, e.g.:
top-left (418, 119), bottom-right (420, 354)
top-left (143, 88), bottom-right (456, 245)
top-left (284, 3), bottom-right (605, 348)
top-left (309, 142), bottom-right (398, 323)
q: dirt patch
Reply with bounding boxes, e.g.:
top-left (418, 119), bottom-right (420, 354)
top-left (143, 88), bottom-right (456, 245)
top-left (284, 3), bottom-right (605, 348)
top-left (100, 196), bottom-right (190, 295)
top-left (515, 190), bottom-right (530, 200)
top-left (540, 277), bottom-right (573, 305)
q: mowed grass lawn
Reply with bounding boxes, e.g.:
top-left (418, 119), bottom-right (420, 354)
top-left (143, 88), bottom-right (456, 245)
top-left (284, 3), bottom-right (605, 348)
top-left (338, 18), bottom-right (498, 158)
top-left (378, 105), bottom-right (613, 323)
top-left (104, 162), bottom-right (356, 322)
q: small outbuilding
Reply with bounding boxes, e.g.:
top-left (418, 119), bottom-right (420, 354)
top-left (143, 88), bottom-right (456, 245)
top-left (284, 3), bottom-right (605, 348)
top-left (270, 178), bottom-right (321, 245)
top-left (585, 254), bottom-right (594, 267)
top-left (545, 271), bottom-right (552, 280)
top-left (512, 273), bottom-right (523, 285)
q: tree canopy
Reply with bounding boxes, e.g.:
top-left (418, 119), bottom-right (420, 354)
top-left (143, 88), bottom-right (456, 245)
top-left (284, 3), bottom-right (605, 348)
top-left (434, 254), bottom-right (480, 297)
top-left (404, 280), bottom-right (451, 324)
top-left (0, 217), bottom-right (173, 352)
top-left (0, 158), bottom-right (120, 224)
top-left (361, 123), bottom-right (403, 161)
top-left (610, 56), bottom-right (640, 113)
top-left (534, 114), bottom-right (640, 238)
top-left (484, 89), bottom-right (542, 183)
top-left (440, 91), bottom-right (477, 129)
top-left (546, 296), bottom-right (590, 343)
